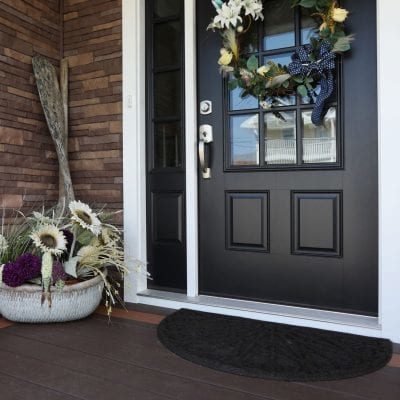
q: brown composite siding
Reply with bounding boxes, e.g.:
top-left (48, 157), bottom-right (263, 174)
top-left (0, 0), bottom-right (61, 211)
top-left (64, 0), bottom-right (123, 216)
top-left (0, 0), bottom-right (123, 216)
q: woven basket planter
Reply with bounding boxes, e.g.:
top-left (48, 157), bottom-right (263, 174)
top-left (0, 274), bottom-right (104, 323)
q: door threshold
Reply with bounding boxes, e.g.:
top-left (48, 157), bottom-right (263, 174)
top-left (137, 289), bottom-right (382, 337)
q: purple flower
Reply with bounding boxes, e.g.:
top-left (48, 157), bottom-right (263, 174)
top-left (15, 253), bottom-right (42, 280)
top-left (2, 253), bottom-right (42, 287)
top-left (2, 262), bottom-right (26, 287)
top-left (61, 229), bottom-right (74, 253)
top-left (52, 261), bottom-right (68, 283)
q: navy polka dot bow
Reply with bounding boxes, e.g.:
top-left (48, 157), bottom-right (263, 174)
top-left (288, 41), bottom-right (336, 125)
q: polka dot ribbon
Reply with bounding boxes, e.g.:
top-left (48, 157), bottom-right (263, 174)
top-left (288, 41), bottom-right (336, 125)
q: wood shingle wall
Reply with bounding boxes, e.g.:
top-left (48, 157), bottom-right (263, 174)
top-left (0, 0), bottom-right (61, 211)
top-left (0, 0), bottom-right (123, 215)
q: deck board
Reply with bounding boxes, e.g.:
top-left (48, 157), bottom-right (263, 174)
top-left (0, 312), bottom-right (398, 400)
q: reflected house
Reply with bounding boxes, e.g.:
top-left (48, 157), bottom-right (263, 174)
top-left (236, 107), bottom-right (337, 166)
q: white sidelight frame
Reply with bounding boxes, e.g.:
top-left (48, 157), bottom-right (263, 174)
top-left (123, 0), bottom-right (400, 342)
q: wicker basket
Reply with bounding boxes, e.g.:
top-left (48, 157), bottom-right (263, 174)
top-left (0, 274), bottom-right (105, 323)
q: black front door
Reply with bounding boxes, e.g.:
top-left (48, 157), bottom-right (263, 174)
top-left (197, 0), bottom-right (378, 315)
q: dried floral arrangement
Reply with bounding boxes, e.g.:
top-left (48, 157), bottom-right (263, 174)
top-left (0, 201), bottom-right (135, 316)
top-left (208, 0), bottom-right (353, 125)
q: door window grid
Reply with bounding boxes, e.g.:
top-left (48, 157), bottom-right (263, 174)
top-left (226, 0), bottom-right (340, 170)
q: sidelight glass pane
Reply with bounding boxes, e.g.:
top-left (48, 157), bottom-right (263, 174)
top-left (154, 71), bottom-right (181, 118)
top-left (263, 0), bottom-right (295, 51)
top-left (153, 0), bottom-right (180, 18)
top-left (302, 107), bottom-right (337, 164)
top-left (154, 21), bottom-right (181, 68)
top-left (154, 122), bottom-right (182, 168)
top-left (265, 111), bottom-right (297, 165)
top-left (230, 114), bottom-right (259, 166)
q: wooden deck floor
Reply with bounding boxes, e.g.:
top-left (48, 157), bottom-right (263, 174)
top-left (0, 307), bottom-right (399, 400)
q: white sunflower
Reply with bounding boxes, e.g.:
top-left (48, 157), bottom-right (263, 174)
top-left (77, 245), bottom-right (100, 264)
top-left (0, 234), bottom-right (8, 253)
top-left (30, 225), bottom-right (67, 256)
top-left (69, 201), bottom-right (101, 236)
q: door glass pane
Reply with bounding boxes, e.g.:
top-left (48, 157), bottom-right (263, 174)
top-left (242, 21), bottom-right (259, 54)
top-left (154, 71), bottom-right (181, 118)
top-left (230, 114), bottom-right (259, 166)
top-left (263, 54), bottom-right (296, 107)
top-left (301, 8), bottom-right (317, 44)
top-left (154, 122), bottom-right (181, 168)
top-left (265, 111), bottom-right (297, 165)
top-left (263, 0), bottom-right (295, 50)
top-left (230, 75), bottom-right (258, 111)
top-left (154, 21), bottom-right (181, 68)
top-left (264, 53), bottom-right (292, 68)
top-left (302, 107), bottom-right (337, 164)
top-left (153, 0), bottom-right (180, 18)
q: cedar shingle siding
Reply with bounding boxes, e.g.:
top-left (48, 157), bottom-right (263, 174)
top-left (0, 0), bottom-right (123, 216)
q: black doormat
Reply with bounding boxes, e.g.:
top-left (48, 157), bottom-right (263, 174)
top-left (157, 309), bottom-right (392, 382)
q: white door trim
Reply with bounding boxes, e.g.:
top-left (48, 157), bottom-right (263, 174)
top-left (122, 0), bottom-right (400, 342)
top-left (185, 0), bottom-right (199, 298)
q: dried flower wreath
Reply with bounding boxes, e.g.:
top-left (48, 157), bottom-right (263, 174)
top-left (208, 0), bottom-right (353, 125)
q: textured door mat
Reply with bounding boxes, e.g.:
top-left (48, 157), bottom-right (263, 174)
top-left (157, 309), bottom-right (392, 382)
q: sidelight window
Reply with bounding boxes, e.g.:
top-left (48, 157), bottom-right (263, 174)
top-left (226, 0), bottom-right (341, 170)
top-left (147, 0), bottom-right (184, 170)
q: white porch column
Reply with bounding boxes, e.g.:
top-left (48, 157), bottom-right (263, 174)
top-left (378, 0), bottom-right (400, 343)
top-left (122, 0), bottom-right (147, 303)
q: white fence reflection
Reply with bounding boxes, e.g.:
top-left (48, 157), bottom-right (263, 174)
top-left (265, 138), bottom-right (337, 164)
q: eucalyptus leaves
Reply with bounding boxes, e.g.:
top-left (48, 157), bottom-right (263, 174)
top-left (208, 0), bottom-right (354, 125)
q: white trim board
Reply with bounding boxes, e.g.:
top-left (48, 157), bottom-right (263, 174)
top-left (138, 290), bottom-right (380, 337)
top-left (122, 0), bottom-right (400, 342)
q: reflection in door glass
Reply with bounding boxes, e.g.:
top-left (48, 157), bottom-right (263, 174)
top-left (230, 77), bottom-right (258, 111)
top-left (301, 8), bottom-right (318, 44)
top-left (230, 114), bottom-right (260, 166)
top-left (264, 54), bottom-right (296, 107)
top-left (265, 111), bottom-right (297, 165)
top-left (263, 0), bottom-right (295, 50)
top-left (302, 107), bottom-right (337, 164)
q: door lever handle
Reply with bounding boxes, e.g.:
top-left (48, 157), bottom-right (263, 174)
top-left (199, 124), bottom-right (213, 179)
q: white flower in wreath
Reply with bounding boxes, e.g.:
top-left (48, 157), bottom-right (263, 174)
top-left (213, 2), bottom-right (242, 29)
top-left (0, 234), bottom-right (8, 254)
top-left (332, 7), bottom-right (349, 23)
top-left (69, 200), bottom-right (101, 236)
top-left (242, 0), bottom-right (264, 21)
top-left (31, 225), bottom-right (67, 256)
top-left (257, 65), bottom-right (271, 76)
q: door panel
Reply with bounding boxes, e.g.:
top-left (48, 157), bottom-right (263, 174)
top-left (197, 0), bottom-right (378, 315)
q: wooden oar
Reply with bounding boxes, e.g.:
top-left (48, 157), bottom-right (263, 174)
top-left (32, 56), bottom-right (75, 212)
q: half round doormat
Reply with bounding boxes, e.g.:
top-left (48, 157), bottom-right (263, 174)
top-left (157, 309), bottom-right (392, 382)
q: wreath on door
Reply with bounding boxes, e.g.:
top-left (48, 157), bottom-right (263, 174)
top-left (208, 0), bottom-right (353, 125)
